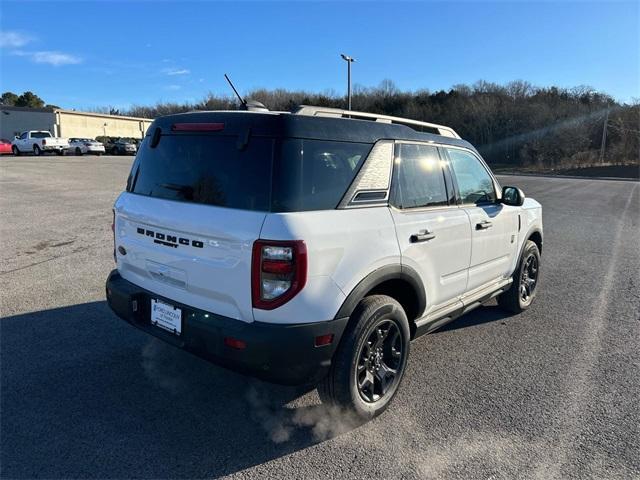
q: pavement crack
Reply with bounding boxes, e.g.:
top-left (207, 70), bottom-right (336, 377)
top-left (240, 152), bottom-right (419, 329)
top-left (0, 246), bottom-right (94, 276)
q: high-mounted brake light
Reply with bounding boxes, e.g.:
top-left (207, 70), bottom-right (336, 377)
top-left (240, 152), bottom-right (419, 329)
top-left (252, 240), bottom-right (307, 310)
top-left (171, 123), bottom-right (225, 132)
top-left (224, 337), bottom-right (247, 350)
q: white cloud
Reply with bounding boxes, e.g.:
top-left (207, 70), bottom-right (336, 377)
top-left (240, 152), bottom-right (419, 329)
top-left (32, 51), bottom-right (82, 66)
top-left (0, 31), bottom-right (33, 48)
top-left (12, 50), bottom-right (82, 66)
top-left (164, 68), bottom-right (190, 76)
top-left (165, 85), bottom-right (181, 91)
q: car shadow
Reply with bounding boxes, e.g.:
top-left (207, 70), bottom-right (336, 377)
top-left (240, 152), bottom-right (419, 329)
top-left (436, 303), bottom-right (516, 333)
top-left (0, 301), bottom-right (359, 479)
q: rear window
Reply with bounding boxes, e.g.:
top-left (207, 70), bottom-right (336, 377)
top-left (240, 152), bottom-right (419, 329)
top-left (129, 135), bottom-right (273, 211)
top-left (128, 134), bottom-right (371, 212)
top-left (31, 132), bottom-right (52, 138)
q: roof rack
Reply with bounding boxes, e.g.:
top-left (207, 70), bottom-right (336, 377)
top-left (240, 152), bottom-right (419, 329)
top-left (293, 105), bottom-right (460, 139)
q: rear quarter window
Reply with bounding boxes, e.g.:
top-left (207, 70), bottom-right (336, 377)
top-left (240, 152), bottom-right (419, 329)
top-left (272, 139), bottom-right (371, 212)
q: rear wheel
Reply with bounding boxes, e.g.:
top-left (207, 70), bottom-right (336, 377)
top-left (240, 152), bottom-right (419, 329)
top-left (75, 147), bottom-right (83, 156)
top-left (498, 240), bottom-right (541, 313)
top-left (318, 295), bottom-right (410, 420)
top-left (56, 149), bottom-right (64, 156)
top-left (33, 145), bottom-right (41, 156)
top-left (12, 146), bottom-right (20, 156)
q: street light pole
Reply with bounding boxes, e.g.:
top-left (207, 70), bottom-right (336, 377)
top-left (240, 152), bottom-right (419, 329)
top-left (340, 54), bottom-right (356, 111)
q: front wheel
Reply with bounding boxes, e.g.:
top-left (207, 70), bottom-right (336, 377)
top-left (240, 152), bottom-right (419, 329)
top-left (318, 295), bottom-right (410, 420)
top-left (12, 146), bottom-right (20, 156)
top-left (498, 240), bottom-right (541, 313)
top-left (75, 147), bottom-right (83, 156)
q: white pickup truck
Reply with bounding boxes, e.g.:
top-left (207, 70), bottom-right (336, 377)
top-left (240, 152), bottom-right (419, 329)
top-left (11, 131), bottom-right (69, 156)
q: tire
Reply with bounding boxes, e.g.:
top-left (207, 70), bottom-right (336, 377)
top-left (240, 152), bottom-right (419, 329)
top-left (498, 240), bottom-right (541, 313)
top-left (75, 147), bottom-right (83, 156)
top-left (33, 145), bottom-right (41, 156)
top-left (318, 295), bottom-right (410, 421)
top-left (12, 146), bottom-right (20, 156)
top-left (56, 149), bottom-right (64, 156)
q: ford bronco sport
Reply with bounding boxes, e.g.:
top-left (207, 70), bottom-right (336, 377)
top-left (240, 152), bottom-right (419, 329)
top-left (106, 105), bottom-right (543, 419)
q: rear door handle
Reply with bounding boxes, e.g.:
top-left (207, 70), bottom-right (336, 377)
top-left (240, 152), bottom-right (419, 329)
top-left (476, 220), bottom-right (493, 230)
top-left (410, 229), bottom-right (436, 243)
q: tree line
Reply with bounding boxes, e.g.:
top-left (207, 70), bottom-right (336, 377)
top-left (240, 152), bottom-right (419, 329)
top-left (1, 91), bottom-right (59, 109)
top-left (3, 81), bottom-right (638, 170)
top-left (126, 80), bottom-right (639, 170)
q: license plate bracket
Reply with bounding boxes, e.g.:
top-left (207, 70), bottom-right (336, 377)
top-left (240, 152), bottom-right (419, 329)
top-left (150, 299), bottom-right (182, 335)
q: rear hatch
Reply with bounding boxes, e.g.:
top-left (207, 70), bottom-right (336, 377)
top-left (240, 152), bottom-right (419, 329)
top-left (114, 116), bottom-right (275, 322)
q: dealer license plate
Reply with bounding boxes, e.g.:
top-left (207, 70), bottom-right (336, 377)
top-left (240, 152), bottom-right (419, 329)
top-left (150, 299), bottom-right (182, 335)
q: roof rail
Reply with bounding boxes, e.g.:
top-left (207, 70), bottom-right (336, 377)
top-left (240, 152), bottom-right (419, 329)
top-left (293, 105), bottom-right (460, 139)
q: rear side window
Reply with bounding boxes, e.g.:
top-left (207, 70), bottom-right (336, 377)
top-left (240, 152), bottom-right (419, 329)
top-left (446, 148), bottom-right (496, 204)
top-left (272, 139), bottom-right (370, 212)
top-left (391, 144), bottom-right (449, 209)
top-left (130, 135), bottom-right (273, 211)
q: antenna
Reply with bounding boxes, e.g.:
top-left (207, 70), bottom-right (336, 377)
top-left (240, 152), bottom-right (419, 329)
top-left (224, 74), bottom-right (246, 108)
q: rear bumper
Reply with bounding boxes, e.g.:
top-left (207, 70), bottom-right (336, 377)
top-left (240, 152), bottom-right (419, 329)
top-left (105, 270), bottom-right (349, 386)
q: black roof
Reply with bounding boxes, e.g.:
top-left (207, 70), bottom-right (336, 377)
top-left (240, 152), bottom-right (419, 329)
top-left (148, 111), bottom-right (476, 151)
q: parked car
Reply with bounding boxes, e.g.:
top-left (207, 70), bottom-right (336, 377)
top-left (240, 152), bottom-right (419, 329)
top-left (106, 105), bottom-right (543, 420)
top-left (0, 139), bottom-right (12, 155)
top-left (69, 138), bottom-right (106, 156)
top-left (108, 138), bottom-right (137, 155)
top-left (11, 131), bottom-right (69, 156)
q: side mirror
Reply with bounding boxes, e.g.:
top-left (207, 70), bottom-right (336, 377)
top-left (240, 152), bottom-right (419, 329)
top-left (502, 186), bottom-right (525, 206)
top-left (14, 135), bottom-right (19, 140)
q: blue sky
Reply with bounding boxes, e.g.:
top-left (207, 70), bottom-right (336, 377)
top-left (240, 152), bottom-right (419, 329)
top-left (1, 1), bottom-right (638, 110)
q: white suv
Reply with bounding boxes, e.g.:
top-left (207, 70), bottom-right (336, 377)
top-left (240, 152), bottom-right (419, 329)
top-left (106, 105), bottom-right (543, 419)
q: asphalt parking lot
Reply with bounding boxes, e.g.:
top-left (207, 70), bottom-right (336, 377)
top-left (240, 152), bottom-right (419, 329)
top-left (1, 155), bottom-right (639, 479)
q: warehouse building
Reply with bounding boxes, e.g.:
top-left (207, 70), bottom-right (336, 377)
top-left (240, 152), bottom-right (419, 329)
top-left (0, 106), bottom-right (153, 140)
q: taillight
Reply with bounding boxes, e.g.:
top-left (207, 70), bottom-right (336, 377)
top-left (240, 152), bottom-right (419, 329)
top-left (84, 143), bottom-right (91, 147)
top-left (42, 139), bottom-right (46, 145)
top-left (252, 240), bottom-right (307, 310)
top-left (112, 210), bottom-right (116, 263)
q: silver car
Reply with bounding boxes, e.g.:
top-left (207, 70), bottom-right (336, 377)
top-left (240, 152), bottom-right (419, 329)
top-left (69, 138), bottom-right (106, 156)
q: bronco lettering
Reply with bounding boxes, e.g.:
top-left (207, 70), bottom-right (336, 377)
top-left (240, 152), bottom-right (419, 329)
top-left (136, 227), bottom-right (203, 248)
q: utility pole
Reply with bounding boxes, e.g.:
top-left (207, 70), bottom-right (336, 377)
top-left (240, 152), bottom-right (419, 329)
top-left (599, 106), bottom-right (609, 165)
top-left (340, 54), bottom-right (356, 110)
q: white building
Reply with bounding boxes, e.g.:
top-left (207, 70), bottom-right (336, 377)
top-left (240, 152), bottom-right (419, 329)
top-left (0, 106), bottom-right (153, 140)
